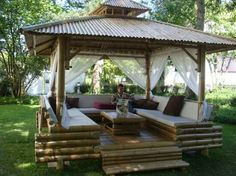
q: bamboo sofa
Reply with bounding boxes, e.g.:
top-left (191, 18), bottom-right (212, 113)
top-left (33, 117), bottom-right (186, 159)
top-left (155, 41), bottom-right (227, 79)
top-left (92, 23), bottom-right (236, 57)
top-left (35, 96), bottom-right (101, 164)
top-left (136, 96), bottom-right (223, 152)
top-left (71, 95), bottom-right (223, 153)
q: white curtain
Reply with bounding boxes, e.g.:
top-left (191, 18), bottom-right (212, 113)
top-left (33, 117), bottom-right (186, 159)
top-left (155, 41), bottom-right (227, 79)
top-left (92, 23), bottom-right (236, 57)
top-left (150, 50), bottom-right (169, 90)
top-left (110, 57), bottom-right (147, 89)
top-left (65, 55), bottom-right (101, 84)
top-left (110, 52), bottom-right (168, 92)
top-left (47, 52), bottom-right (58, 97)
top-left (169, 48), bottom-right (199, 95)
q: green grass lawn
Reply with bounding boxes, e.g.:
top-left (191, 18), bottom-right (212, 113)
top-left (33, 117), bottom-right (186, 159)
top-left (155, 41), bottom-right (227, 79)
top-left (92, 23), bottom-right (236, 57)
top-left (0, 105), bottom-right (236, 176)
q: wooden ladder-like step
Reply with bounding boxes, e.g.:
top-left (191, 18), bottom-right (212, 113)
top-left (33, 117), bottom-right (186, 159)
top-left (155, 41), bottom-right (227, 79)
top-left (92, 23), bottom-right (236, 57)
top-left (99, 141), bottom-right (189, 175)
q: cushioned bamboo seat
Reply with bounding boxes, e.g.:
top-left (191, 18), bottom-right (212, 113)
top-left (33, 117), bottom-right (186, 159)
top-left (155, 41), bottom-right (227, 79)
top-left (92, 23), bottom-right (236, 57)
top-left (66, 108), bottom-right (98, 126)
top-left (78, 108), bottom-right (114, 114)
top-left (136, 109), bottom-right (196, 127)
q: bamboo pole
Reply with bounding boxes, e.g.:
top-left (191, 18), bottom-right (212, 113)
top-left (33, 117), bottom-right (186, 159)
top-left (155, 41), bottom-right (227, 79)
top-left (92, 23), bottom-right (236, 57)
top-left (35, 132), bottom-right (100, 142)
top-left (103, 156), bottom-right (182, 166)
top-left (177, 126), bottom-right (222, 134)
top-left (103, 152), bottom-right (182, 162)
top-left (197, 45), bottom-right (206, 120)
top-left (177, 132), bottom-right (222, 140)
top-left (56, 37), bottom-right (66, 124)
top-left (36, 153), bottom-right (100, 163)
top-left (103, 160), bottom-right (189, 175)
top-left (50, 125), bottom-right (101, 133)
top-left (95, 141), bottom-right (177, 152)
top-left (145, 52), bottom-right (151, 100)
top-left (35, 139), bottom-right (100, 149)
top-left (179, 138), bottom-right (223, 147)
top-left (101, 147), bottom-right (181, 158)
top-left (181, 143), bottom-right (223, 151)
top-left (35, 146), bottom-right (94, 157)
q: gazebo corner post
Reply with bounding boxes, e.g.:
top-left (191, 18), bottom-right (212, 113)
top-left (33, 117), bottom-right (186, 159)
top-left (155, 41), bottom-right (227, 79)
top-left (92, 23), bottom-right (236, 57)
top-left (197, 45), bottom-right (208, 156)
top-left (56, 37), bottom-right (66, 125)
top-left (145, 51), bottom-right (151, 100)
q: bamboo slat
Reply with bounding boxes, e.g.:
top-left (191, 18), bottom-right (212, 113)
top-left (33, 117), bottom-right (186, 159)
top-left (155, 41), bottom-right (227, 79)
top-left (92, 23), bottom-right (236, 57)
top-left (181, 143), bottom-right (223, 151)
top-left (35, 146), bottom-right (94, 157)
top-left (35, 132), bottom-right (100, 142)
top-left (148, 124), bottom-right (176, 140)
top-left (95, 141), bottom-right (177, 152)
top-left (103, 160), bottom-right (189, 175)
top-left (179, 138), bottom-right (223, 147)
top-left (36, 153), bottom-right (100, 163)
top-left (103, 156), bottom-right (182, 166)
top-left (146, 119), bottom-right (177, 133)
top-left (103, 152), bottom-right (182, 162)
top-left (50, 125), bottom-right (101, 133)
top-left (177, 132), bottom-right (222, 140)
top-left (35, 139), bottom-right (100, 149)
top-left (175, 122), bottom-right (213, 128)
top-left (101, 147), bottom-right (181, 158)
top-left (177, 126), bottom-right (222, 134)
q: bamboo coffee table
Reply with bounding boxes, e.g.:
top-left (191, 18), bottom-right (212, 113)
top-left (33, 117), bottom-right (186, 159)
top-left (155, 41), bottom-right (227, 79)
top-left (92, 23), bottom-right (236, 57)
top-left (101, 111), bottom-right (145, 135)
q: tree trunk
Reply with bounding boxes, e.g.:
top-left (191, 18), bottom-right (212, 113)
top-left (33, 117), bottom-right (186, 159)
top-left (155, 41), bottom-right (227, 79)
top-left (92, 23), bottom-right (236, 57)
top-left (196, 0), bottom-right (205, 31)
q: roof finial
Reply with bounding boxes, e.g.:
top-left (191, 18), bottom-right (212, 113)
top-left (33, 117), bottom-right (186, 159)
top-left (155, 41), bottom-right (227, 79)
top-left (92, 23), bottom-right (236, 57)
top-left (90, 0), bottom-right (149, 17)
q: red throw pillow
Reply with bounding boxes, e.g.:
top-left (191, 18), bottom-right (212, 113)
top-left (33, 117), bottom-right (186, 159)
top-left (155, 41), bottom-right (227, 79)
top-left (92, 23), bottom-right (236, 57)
top-left (94, 102), bottom-right (116, 109)
top-left (163, 96), bottom-right (185, 116)
top-left (66, 97), bottom-right (79, 109)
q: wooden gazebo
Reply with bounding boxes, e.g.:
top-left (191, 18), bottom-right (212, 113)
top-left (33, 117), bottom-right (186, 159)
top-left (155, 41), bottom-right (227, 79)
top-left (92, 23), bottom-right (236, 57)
top-left (22, 0), bottom-right (236, 175)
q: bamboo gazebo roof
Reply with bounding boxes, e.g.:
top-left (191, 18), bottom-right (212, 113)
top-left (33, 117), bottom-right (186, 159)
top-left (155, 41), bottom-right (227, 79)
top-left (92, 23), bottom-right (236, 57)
top-left (21, 0), bottom-right (236, 56)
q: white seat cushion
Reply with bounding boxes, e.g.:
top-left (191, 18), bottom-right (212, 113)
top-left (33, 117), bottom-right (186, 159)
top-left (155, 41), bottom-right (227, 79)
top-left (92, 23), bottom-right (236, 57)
top-left (136, 109), bottom-right (196, 127)
top-left (78, 108), bottom-right (114, 114)
top-left (66, 108), bottom-right (98, 126)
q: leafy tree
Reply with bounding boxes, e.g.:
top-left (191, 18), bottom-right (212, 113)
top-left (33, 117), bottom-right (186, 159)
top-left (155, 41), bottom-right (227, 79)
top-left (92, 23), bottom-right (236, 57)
top-left (150, 0), bottom-right (196, 27)
top-left (0, 0), bottom-right (62, 97)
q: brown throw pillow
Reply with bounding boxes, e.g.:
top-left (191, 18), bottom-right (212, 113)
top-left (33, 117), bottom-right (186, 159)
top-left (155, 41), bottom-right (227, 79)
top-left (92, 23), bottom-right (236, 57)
top-left (163, 95), bottom-right (185, 116)
top-left (48, 96), bottom-right (56, 114)
top-left (66, 97), bottom-right (79, 109)
top-left (133, 99), bottom-right (159, 110)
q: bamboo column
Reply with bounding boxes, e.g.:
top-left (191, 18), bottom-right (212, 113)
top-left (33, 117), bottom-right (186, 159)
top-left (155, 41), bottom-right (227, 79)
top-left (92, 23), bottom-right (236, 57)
top-left (197, 46), bottom-right (206, 120)
top-left (56, 37), bottom-right (66, 124)
top-left (145, 52), bottom-right (151, 100)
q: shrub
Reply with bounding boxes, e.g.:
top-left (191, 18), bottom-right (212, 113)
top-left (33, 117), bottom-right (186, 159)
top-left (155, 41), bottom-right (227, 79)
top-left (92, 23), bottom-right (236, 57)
top-left (0, 96), bottom-right (39, 105)
top-left (206, 87), bottom-right (236, 124)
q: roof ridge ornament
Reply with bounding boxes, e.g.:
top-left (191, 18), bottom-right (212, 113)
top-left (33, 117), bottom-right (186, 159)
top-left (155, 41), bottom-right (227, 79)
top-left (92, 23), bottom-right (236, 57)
top-left (90, 0), bottom-right (149, 17)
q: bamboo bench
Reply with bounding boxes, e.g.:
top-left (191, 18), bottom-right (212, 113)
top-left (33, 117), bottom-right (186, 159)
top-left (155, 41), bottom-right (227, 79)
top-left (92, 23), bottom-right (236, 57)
top-left (35, 96), bottom-right (101, 165)
top-left (136, 109), bottom-right (223, 153)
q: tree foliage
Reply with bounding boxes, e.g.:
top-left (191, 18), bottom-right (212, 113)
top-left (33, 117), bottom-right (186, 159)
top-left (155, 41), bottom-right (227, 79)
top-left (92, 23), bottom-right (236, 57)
top-left (0, 0), bottom-right (62, 97)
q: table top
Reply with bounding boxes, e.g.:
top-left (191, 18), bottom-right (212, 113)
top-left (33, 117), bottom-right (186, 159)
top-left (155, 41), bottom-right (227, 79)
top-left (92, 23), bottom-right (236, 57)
top-left (101, 111), bottom-right (145, 123)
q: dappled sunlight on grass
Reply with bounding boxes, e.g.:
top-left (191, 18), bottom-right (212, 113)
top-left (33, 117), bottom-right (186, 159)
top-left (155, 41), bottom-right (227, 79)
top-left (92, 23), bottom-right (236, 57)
top-left (16, 163), bottom-right (33, 169)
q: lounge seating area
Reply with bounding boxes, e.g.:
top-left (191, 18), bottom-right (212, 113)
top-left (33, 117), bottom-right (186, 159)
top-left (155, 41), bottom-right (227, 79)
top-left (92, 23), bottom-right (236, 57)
top-left (36, 94), bottom-right (222, 174)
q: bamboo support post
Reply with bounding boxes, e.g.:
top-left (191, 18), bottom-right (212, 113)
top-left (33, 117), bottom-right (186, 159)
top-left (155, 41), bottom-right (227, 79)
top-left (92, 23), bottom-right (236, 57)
top-left (56, 37), bottom-right (66, 124)
top-left (197, 45), bottom-right (206, 120)
top-left (145, 52), bottom-right (151, 100)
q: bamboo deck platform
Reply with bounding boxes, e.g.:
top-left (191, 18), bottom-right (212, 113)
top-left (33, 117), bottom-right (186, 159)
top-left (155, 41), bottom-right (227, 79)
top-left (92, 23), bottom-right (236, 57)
top-left (95, 127), bottom-right (189, 175)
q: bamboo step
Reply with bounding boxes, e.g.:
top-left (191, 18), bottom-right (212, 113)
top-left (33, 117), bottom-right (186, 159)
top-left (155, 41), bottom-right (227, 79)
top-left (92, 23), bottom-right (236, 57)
top-left (103, 160), bottom-right (189, 175)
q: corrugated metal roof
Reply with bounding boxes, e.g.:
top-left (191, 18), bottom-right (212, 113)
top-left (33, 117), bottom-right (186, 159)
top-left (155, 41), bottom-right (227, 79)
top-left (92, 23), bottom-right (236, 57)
top-left (103, 0), bottom-right (149, 10)
top-left (22, 16), bottom-right (236, 46)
